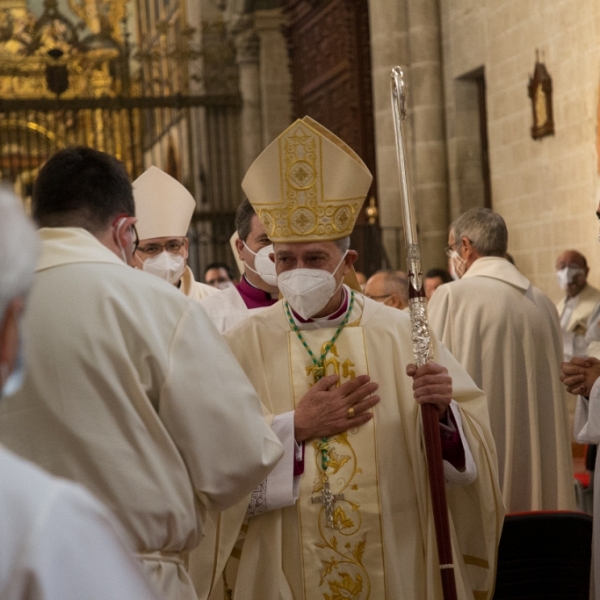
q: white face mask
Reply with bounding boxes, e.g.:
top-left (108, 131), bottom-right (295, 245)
top-left (450, 250), bottom-right (467, 280)
top-left (243, 242), bottom-right (278, 287)
top-left (278, 251), bottom-right (347, 320)
top-left (556, 266), bottom-right (584, 290)
top-left (217, 281), bottom-right (235, 290)
top-left (142, 251), bottom-right (186, 285)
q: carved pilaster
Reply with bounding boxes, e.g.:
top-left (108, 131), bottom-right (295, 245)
top-left (231, 14), bottom-right (262, 172)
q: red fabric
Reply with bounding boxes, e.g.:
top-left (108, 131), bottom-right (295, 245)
top-left (293, 442), bottom-right (305, 476)
top-left (440, 409), bottom-right (465, 470)
top-left (236, 275), bottom-right (278, 309)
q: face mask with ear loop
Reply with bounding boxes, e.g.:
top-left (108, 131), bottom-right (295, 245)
top-left (115, 217), bottom-right (132, 265)
top-left (242, 242), bottom-right (278, 287)
top-left (450, 250), bottom-right (467, 280)
top-left (278, 251), bottom-right (348, 320)
top-left (142, 251), bottom-right (186, 285)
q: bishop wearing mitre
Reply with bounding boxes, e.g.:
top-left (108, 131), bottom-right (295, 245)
top-left (207, 117), bottom-right (504, 600)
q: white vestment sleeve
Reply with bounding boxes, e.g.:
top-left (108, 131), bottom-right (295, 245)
top-left (247, 411), bottom-right (301, 516)
top-left (574, 378), bottom-right (600, 443)
top-left (443, 400), bottom-right (477, 487)
top-left (159, 303), bottom-right (284, 513)
top-left (21, 483), bottom-right (160, 600)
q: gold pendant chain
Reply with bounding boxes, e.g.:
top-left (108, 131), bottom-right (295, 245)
top-left (284, 290), bottom-right (355, 473)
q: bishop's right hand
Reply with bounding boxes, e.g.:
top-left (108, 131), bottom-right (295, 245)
top-left (560, 356), bottom-right (600, 397)
top-left (294, 374), bottom-right (379, 443)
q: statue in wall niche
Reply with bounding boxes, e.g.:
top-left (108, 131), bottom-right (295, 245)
top-left (528, 49), bottom-right (554, 140)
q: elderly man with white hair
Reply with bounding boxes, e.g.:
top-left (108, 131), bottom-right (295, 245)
top-left (0, 188), bottom-right (161, 600)
top-left (428, 207), bottom-right (575, 513)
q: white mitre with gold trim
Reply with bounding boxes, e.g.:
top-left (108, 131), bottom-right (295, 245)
top-left (242, 116), bottom-right (373, 242)
top-left (133, 166), bottom-right (196, 240)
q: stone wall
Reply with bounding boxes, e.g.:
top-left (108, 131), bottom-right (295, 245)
top-left (440, 0), bottom-right (600, 300)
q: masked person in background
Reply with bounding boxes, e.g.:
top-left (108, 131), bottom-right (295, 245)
top-left (555, 250), bottom-right (600, 361)
top-left (0, 187), bottom-right (163, 600)
top-left (199, 198), bottom-right (278, 333)
top-left (206, 117), bottom-right (503, 600)
top-left (133, 166), bottom-right (217, 300)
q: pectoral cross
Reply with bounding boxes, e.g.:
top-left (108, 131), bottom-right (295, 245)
top-left (311, 478), bottom-right (344, 529)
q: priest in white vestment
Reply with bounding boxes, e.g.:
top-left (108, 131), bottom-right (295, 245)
top-left (205, 118), bottom-right (504, 600)
top-left (133, 166), bottom-right (217, 300)
top-left (429, 207), bottom-right (575, 513)
top-left (0, 186), bottom-right (161, 600)
top-left (199, 198), bottom-right (279, 332)
top-left (0, 148), bottom-right (284, 600)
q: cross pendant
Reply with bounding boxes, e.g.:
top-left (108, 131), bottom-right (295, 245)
top-left (311, 479), bottom-right (344, 529)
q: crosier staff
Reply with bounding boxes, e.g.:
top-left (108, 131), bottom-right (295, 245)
top-left (390, 66), bottom-right (458, 600)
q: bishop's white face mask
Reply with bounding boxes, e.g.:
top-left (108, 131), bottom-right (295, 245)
top-left (450, 250), bottom-right (467, 280)
top-left (142, 251), bottom-right (186, 285)
top-left (243, 242), bottom-right (278, 287)
top-left (278, 251), bottom-right (348, 320)
top-left (556, 266), bottom-right (584, 290)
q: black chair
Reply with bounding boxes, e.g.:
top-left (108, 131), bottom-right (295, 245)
top-left (493, 511), bottom-right (592, 600)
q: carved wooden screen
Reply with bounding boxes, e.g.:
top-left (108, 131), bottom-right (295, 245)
top-left (283, 0), bottom-right (379, 272)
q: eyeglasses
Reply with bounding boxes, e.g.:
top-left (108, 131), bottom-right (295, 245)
top-left (136, 239), bottom-right (185, 256)
top-left (131, 225), bottom-right (139, 253)
top-left (444, 242), bottom-right (459, 258)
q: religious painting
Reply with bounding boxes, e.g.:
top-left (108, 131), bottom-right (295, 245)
top-left (528, 51), bottom-right (554, 140)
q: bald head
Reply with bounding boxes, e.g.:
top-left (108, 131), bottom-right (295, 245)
top-left (364, 270), bottom-right (408, 309)
top-left (556, 249), bottom-right (589, 297)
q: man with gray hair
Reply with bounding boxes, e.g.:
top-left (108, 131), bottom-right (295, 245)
top-left (0, 188), bottom-right (162, 600)
top-left (428, 207), bottom-right (575, 513)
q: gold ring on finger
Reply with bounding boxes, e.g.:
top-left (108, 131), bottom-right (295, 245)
top-left (348, 406), bottom-right (355, 419)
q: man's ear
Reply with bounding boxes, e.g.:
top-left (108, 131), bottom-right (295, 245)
top-left (235, 237), bottom-right (245, 260)
top-left (462, 237), bottom-right (475, 259)
top-left (182, 237), bottom-right (189, 260)
top-left (341, 250), bottom-right (358, 276)
top-left (387, 293), bottom-right (402, 309)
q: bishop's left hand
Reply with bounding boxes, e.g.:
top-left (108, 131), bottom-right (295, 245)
top-left (406, 362), bottom-right (452, 416)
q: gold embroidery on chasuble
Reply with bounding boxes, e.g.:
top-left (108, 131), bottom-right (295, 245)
top-left (289, 327), bottom-right (387, 600)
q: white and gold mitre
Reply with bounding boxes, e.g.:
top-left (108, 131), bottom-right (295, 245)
top-left (241, 116), bottom-right (373, 242)
top-left (133, 166), bottom-right (196, 240)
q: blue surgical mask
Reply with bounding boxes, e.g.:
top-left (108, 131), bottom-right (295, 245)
top-left (1, 334), bottom-right (25, 398)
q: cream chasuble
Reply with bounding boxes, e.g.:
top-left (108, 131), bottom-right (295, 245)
top-left (220, 294), bottom-right (504, 600)
top-left (428, 257), bottom-right (575, 513)
top-left (180, 266), bottom-right (219, 301)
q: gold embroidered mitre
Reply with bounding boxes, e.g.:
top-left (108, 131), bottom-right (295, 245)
top-left (241, 117), bottom-right (373, 242)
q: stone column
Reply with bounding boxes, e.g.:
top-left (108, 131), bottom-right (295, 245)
top-left (368, 0), bottom-right (410, 269)
top-left (232, 15), bottom-right (262, 173)
top-left (368, 0), bottom-right (448, 270)
top-left (254, 8), bottom-right (292, 146)
top-left (405, 0), bottom-right (449, 269)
